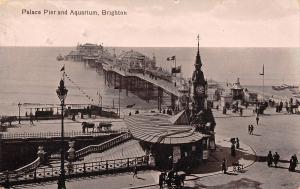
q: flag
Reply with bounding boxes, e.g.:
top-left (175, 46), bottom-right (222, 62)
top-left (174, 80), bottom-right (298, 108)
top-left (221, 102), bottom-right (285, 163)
top-left (167, 56), bottom-right (176, 61)
top-left (60, 65), bottom-right (65, 72)
top-left (259, 64), bottom-right (264, 75)
top-left (171, 66), bottom-right (181, 74)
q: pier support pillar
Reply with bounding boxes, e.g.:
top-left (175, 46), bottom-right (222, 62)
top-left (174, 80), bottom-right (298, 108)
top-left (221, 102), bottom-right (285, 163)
top-left (125, 77), bottom-right (128, 96)
top-left (119, 75), bottom-right (122, 92)
top-left (104, 70), bottom-right (107, 85)
top-left (171, 94), bottom-right (176, 111)
top-left (114, 72), bottom-right (117, 88)
top-left (158, 87), bottom-right (163, 112)
top-left (146, 82), bottom-right (149, 103)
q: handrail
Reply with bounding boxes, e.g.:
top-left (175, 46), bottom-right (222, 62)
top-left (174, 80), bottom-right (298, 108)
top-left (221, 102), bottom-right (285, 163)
top-left (14, 157), bottom-right (40, 173)
top-left (1, 128), bottom-right (128, 139)
top-left (75, 132), bottom-right (132, 158)
top-left (0, 155), bottom-right (150, 186)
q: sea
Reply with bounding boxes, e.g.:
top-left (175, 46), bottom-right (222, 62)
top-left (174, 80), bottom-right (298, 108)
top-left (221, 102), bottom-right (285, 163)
top-left (0, 47), bottom-right (299, 116)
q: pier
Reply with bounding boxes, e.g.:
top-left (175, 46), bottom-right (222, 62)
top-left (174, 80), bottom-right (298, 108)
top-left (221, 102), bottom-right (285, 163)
top-left (103, 64), bottom-right (189, 111)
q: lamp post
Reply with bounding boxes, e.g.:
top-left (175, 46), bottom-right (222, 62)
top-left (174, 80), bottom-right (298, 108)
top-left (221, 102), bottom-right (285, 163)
top-left (17, 102), bottom-right (21, 124)
top-left (56, 79), bottom-right (68, 189)
top-left (97, 91), bottom-right (102, 107)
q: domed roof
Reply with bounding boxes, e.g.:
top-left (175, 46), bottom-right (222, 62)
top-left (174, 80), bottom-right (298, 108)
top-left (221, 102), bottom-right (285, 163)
top-left (118, 50), bottom-right (151, 61)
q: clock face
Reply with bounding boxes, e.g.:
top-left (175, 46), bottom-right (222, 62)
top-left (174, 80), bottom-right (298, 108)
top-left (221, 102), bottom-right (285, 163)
top-left (196, 86), bottom-right (205, 94)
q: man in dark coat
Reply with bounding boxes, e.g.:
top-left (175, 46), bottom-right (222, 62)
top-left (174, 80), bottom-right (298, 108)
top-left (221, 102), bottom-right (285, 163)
top-left (267, 151), bottom-right (273, 167)
top-left (273, 152), bottom-right (280, 167)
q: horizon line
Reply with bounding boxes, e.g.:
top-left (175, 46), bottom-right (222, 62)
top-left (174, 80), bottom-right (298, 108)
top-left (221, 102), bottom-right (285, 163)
top-left (0, 45), bottom-right (299, 48)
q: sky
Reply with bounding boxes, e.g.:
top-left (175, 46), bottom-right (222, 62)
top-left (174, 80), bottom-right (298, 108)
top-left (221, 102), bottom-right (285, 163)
top-left (0, 0), bottom-right (299, 47)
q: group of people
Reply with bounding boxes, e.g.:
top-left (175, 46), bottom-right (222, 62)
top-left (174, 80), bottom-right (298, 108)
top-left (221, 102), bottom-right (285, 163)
top-left (248, 124), bottom-right (254, 135)
top-left (267, 151), bottom-right (280, 167)
top-left (289, 154), bottom-right (298, 172)
top-left (267, 151), bottom-right (298, 171)
top-left (158, 170), bottom-right (185, 189)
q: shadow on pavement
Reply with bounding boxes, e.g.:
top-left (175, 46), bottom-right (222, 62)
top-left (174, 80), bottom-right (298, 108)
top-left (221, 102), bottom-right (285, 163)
top-left (189, 145), bottom-right (255, 175)
top-left (194, 178), bottom-right (262, 189)
top-left (251, 133), bottom-right (261, 136)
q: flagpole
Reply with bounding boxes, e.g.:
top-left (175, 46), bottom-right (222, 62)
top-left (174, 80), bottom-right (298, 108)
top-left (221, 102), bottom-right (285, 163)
top-left (262, 64), bottom-right (264, 101)
top-left (174, 57), bottom-right (176, 77)
top-left (263, 69), bottom-right (264, 101)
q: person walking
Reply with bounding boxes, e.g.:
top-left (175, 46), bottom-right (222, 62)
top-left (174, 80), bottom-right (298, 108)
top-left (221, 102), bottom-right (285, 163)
top-left (236, 138), bottom-right (240, 149)
top-left (248, 125), bottom-right (251, 134)
top-left (273, 152), bottom-right (280, 168)
top-left (267, 151), bottom-right (273, 167)
top-left (289, 156), bottom-right (296, 171)
top-left (221, 158), bottom-right (227, 174)
top-left (250, 125), bottom-right (254, 135)
top-left (292, 154), bottom-right (298, 170)
top-left (133, 166), bottom-right (138, 178)
top-left (256, 115), bottom-right (259, 125)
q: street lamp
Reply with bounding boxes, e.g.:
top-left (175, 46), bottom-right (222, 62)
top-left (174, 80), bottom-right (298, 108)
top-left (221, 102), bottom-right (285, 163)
top-left (17, 102), bottom-right (21, 124)
top-left (97, 91), bottom-right (102, 107)
top-left (56, 79), bottom-right (68, 189)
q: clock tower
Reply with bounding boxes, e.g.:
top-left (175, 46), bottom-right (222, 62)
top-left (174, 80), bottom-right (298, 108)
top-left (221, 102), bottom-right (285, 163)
top-left (191, 35), bottom-right (207, 115)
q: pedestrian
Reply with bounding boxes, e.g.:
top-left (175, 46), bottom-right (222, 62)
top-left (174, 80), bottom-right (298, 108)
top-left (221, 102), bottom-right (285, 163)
top-left (221, 158), bottom-right (227, 174)
top-left (292, 154), bottom-right (298, 169)
top-left (248, 125), bottom-right (251, 134)
top-left (236, 138), bottom-right (240, 149)
top-left (256, 115), bottom-right (259, 125)
top-left (240, 108), bottom-right (243, 116)
top-left (289, 157), bottom-right (295, 171)
top-left (231, 143), bottom-right (236, 157)
top-left (159, 172), bottom-right (164, 189)
top-left (267, 151), bottom-right (273, 167)
top-left (250, 125), bottom-right (254, 135)
top-left (133, 166), bottom-right (138, 178)
top-left (273, 152), bottom-right (280, 168)
top-left (29, 112), bottom-right (34, 125)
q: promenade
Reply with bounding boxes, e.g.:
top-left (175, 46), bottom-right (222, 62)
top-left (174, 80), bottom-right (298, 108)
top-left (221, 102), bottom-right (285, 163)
top-left (3, 106), bottom-right (300, 189)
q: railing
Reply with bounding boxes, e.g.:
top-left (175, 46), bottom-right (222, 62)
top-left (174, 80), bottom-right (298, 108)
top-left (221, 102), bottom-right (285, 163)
top-left (103, 64), bottom-right (181, 97)
top-left (75, 132), bottom-right (132, 158)
top-left (1, 128), bottom-right (128, 139)
top-left (15, 157), bottom-right (40, 173)
top-left (0, 155), bottom-right (149, 186)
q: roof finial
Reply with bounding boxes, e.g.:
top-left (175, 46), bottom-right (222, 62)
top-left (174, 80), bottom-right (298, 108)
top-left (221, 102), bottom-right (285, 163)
top-left (197, 34), bottom-right (200, 53)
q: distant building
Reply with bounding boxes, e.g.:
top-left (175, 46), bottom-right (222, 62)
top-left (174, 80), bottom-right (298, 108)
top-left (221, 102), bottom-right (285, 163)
top-left (220, 94), bottom-right (233, 108)
top-left (231, 78), bottom-right (244, 100)
top-left (117, 50), bottom-right (156, 70)
top-left (65, 43), bottom-right (104, 62)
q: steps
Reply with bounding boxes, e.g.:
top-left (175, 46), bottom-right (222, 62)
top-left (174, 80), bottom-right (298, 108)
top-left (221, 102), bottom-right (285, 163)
top-left (82, 139), bottom-right (146, 162)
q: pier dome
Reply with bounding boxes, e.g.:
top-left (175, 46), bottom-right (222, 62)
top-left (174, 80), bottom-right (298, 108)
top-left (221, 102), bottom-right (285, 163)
top-left (118, 50), bottom-right (156, 69)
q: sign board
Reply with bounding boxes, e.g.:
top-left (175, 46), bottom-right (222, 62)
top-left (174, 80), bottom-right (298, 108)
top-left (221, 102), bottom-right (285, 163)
top-left (173, 146), bottom-right (181, 163)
